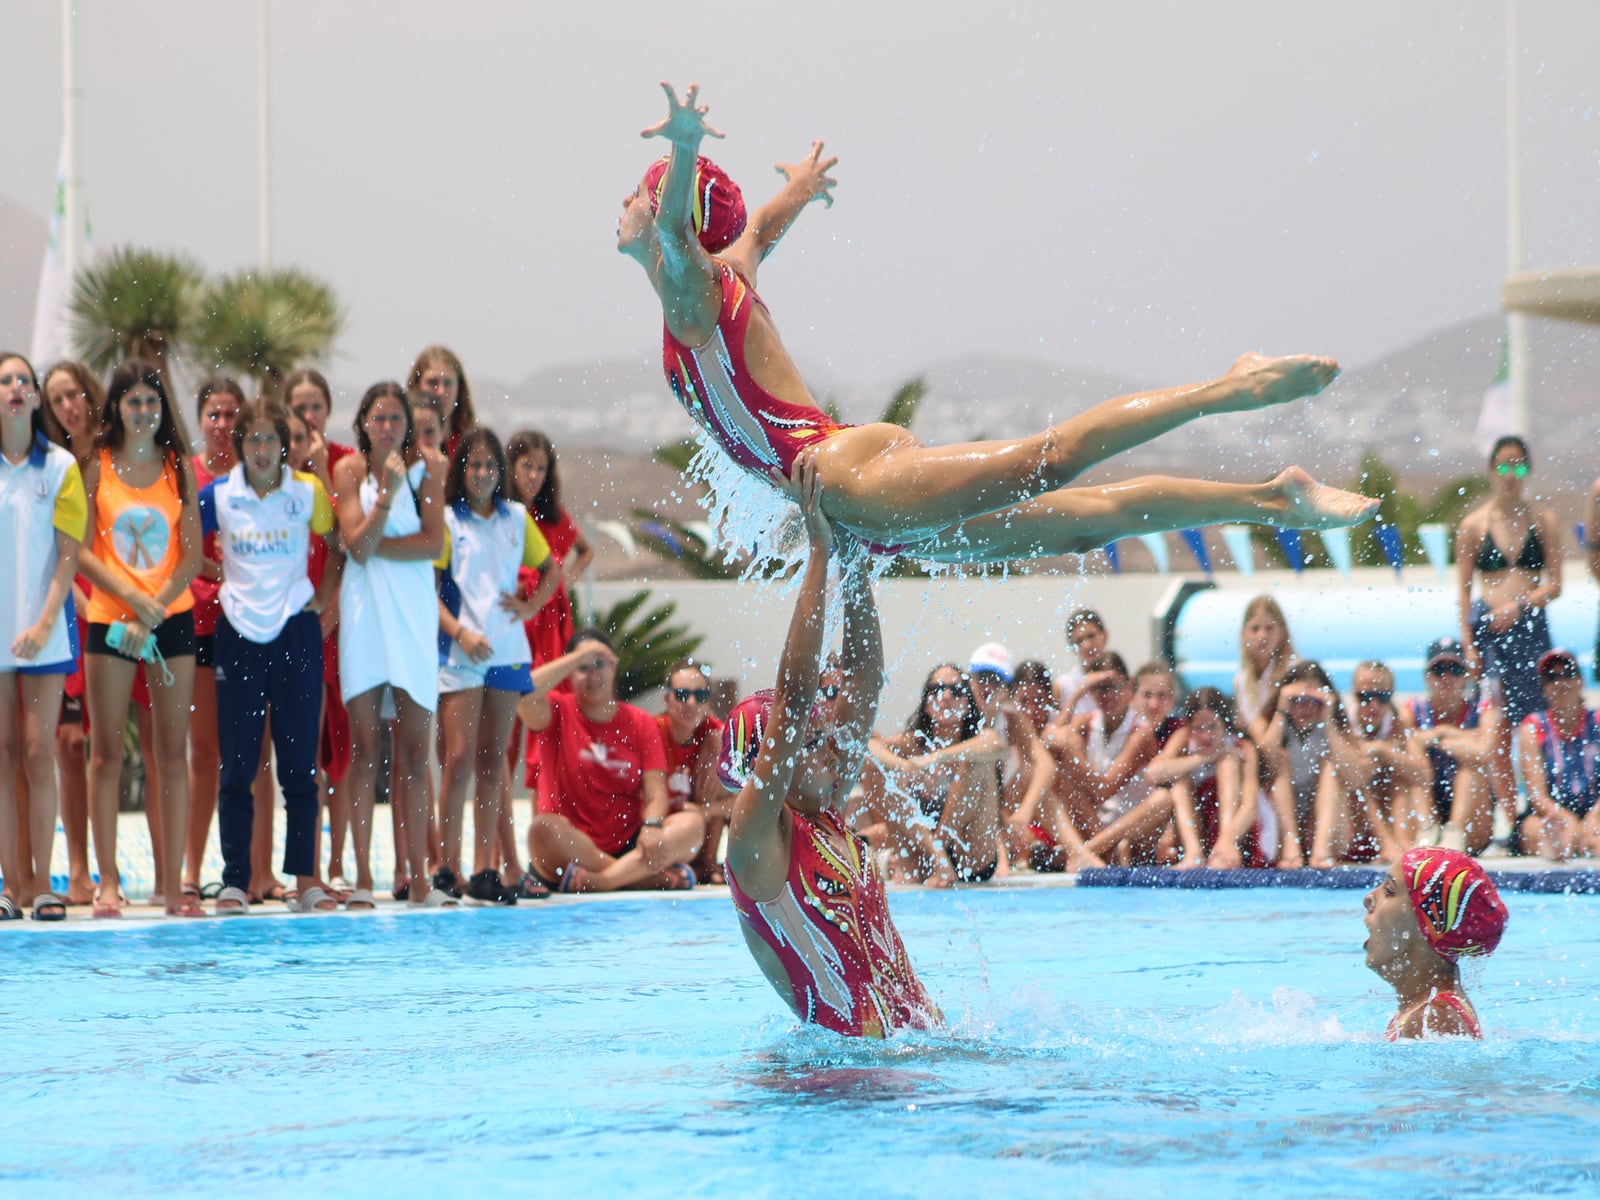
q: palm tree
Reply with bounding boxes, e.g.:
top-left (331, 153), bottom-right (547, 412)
top-left (191, 268), bottom-right (344, 395)
top-left (67, 246), bottom-right (205, 375)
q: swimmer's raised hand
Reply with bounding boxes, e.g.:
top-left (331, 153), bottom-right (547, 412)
top-left (641, 82), bottom-right (725, 148)
top-left (776, 141), bottom-right (838, 208)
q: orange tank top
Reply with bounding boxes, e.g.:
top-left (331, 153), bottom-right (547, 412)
top-left (86, 449), bottom-right (194, 624)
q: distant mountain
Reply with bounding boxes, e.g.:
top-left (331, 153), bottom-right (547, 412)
top-left (477, 314), bottom-right (1600, 492)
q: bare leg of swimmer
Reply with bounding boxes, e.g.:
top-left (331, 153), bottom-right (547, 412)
top-left (915, 467), bottom-right (1376, 563)
top-left (817, 355), bottom-right (1341, 539)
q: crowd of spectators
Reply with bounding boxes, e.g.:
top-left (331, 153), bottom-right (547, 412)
top-left (0, 352), bottom-right (1595, 921)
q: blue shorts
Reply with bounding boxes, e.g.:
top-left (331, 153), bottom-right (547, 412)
top-left (15, 658), bottom-right (74, 676)
top-left (1470, 599), bottom-right (1551, 723)
top-left (438, 661), bottom-right (534, 696)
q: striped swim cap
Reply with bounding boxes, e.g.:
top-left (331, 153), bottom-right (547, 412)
top-left (717, 688), bottom-right (828, 792)
top-left (1400, 847), bottom-right (1508, 961)
top-left (642, 155), bottom-right (747, 253)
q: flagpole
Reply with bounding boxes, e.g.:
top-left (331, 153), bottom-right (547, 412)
top-left (61, 0), bottom-right (81, 286)
top-left (1505, 0), bottom-right (1530, 438)
top-left (257, 0), bottom-right (273, 269)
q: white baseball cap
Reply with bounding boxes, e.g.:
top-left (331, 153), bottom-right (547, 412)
top-left (968, 641), bottom-right (1015, 683)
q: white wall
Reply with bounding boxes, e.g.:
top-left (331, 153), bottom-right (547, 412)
top-left (586, 558), bottom-right (1599, 720)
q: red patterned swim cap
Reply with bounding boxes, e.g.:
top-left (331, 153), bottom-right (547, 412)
top-left (642, 155), bottom-right (747, 253)
top-left (717, 688), bottom-right (828, 792)
top-left (1400, 848), bottom-right (1508, 962)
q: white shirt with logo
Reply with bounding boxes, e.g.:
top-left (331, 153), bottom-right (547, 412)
top-left (201, 465), bottom-right (334, 644)
top-left (0, 438), bottom-right (86, 669)
top-left (437, 499), bottom-right (551, 669)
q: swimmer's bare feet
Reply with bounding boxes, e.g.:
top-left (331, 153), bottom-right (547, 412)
top-left (1269, 466), bottom-right (1379, 529)
top-left (1221, 353), bottom-right (1340, 411)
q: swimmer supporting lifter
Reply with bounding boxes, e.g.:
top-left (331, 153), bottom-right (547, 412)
top-left (722, 460), bottom-right (940, 1038)
top-left (620, 83), bottom-right (1378, 562)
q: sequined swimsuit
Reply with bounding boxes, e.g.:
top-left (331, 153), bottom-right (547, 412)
top-left (663, 262), bottom-right (845, 475)
top-left (727, 807), bottom-right (940, 1038)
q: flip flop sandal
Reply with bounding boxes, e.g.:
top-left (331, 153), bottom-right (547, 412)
top-left (90, 891), bottom-right (123, 919)
top-left (30, 893), bottom-right (68, 922)
top-left (214, 886), bottom-right (251, 917)
top-left (290, 886), bottom-right (338, 913)
top-left (0, 895), bottom-right (22, 921)
top-left (414, 887), bottom-right (459, 908)
top-left (345, 888), bottom-right (377, 910)
top-left (200, 882), bottom-right (224, 900)
top-left (557, 863), bottom-right (592, 894)
top-left (516, 873), bottom-right (552, 901)
top-left (661, 863), bottom-right (696, 892)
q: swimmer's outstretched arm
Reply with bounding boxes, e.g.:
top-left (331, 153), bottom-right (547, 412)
top-left (729, 461), bottom-right (833, 862)
top-left (642, 82), bottom-right (723, 338)
top-left (723, 141), bottom-right (838, 286)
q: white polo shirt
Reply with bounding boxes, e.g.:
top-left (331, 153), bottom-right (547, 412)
top-left (201, 465), bottom-right (334, 644)
top-left (0, 436), bottom-right (86, 669)
top-left (436, 498), bottom-right (551, 669)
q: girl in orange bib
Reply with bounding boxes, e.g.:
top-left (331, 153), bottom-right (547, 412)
top-left (79, 359), bottom-right (203, 918)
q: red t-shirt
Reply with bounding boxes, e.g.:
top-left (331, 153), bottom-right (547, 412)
top-left (537, 691), bottom-right (667, 855)
top-left (656, 712), bottom-right (725, 811)
top-left (189, 456), bottom-right (224, 637)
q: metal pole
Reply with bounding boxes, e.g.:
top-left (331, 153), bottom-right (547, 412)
top-left (257, 0), bottom-right (273, 269)
top-left (1506, 0), bottom-right (1530, 437)
top-left (61, 0), bottom-right (81, 283)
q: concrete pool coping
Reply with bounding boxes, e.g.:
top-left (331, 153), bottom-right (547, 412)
top-left (7, 851), bottom-right (1598, 930)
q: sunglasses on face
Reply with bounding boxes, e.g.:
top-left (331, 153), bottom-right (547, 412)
top-left (1356, 690), bottom-right (1393, 705)
top-left (1495, 461), bottom-right (1530, 477)
top-left (670, 687), bottom-right (710, 703)
top-left (1428, 662), bottom-right (1467, 678)
top-left (1541, 666), bottom-right (1580, 683)
top-left (927, 683), bottom-right (968, 698)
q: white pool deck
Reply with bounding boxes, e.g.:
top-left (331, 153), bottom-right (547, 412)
top-left (3, 797), bottom-right (1593, 928)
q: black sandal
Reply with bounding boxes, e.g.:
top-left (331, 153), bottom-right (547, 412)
top-left (466, 869), bottom-right (516, 905)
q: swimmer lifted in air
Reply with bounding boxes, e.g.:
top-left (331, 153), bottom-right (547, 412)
top-left (721, 459), bottom-right (939, 1037)
top-left (618, 83), bottom-right (1379, 563)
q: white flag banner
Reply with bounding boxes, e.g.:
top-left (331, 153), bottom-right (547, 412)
top-left (29, 142), bottom-right (72, 369)
top-left (1473, 330), bottom-right (1513, 458)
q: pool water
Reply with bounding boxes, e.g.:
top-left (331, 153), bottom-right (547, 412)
top-left (6, 887), bottom-right (1599, 1197)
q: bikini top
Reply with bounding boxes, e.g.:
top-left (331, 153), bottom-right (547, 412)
top-left (1475, 523), bottom-right (1544, 573)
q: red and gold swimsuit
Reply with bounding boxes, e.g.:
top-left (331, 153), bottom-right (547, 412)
top-left (727, 807), bottom-right (940, 1038)
top-left (1385, 991), bottom-right (1483, 1041)
top-left (663, 262), bottom-right (846, 475)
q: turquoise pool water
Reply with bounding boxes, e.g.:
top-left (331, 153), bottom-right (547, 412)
top-left (6, 888), bottom-right (1598, 1197)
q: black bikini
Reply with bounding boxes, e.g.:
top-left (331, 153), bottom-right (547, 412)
top-left (1475, 524), bottom-right (1544, 572)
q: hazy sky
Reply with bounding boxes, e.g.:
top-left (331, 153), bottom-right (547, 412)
top-left (7, 1), bottom-right (1600, 393)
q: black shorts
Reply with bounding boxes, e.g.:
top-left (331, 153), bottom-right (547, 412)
top-left (87, 610), bottom-right (197, 662)
top-left (59, 692), bottom-right (83, 725)
top-left (194, 632), bottom-right (215, 669)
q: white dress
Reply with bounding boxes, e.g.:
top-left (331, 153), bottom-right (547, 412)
top-left (338, 461), bottom-right (439, 711)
